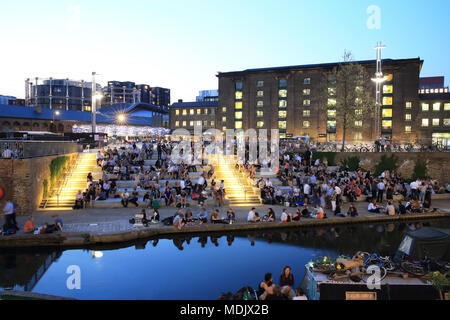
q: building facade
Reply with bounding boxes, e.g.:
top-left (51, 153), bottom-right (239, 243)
top-left (151, 87), bottom-right (171, 107)
top-left (217, 58), bottom-right (423, 143)
top-left (25, 78), bottom-right (99, 112)
top-left (0, 95), bottom-right (16, 105)
top-left (418, 92), bottom-right (450, 146)
top-left (169, 100), bottom-right (218, 134)
top-left (196, 90), bottom-right (219, 102)
top-left (102, 81), bottom-right (141, 106)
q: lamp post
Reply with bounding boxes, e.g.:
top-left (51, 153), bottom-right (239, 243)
top-left (92, 72), bottom-right (97, 135)
top-left (52, 110), bottom-right (61, 132)
top-left (371, 42), bottom-right (386, 140)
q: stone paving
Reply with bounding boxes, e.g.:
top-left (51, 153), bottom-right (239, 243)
top-left (7, 199), bottom-right (450, 237)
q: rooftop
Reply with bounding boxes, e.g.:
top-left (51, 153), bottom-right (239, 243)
top-left (170, 101), bottom-right (219, 108)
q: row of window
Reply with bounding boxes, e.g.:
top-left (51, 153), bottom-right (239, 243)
top-left (174, 120), bottom-right (215, 127)
top-left (174, 108), bottom-right (213, 116)
top-left (422, 103), bottom-right (450, 111)
top-left (421, 118), bottom-right (450, 127)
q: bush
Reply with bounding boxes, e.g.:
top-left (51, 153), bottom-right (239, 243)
top-left (312, 152), bottom-right (337, 166)
top-left (411, 158), bottom-right (428, 180)
top-left (375, 154), bottom-right (399, 176)
top-left (340, 156), bottom-right (360, 171)
top-left (49, 156), bottom-right (69, 189)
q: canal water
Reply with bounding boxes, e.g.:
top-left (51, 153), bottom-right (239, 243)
top-left (1, 218), bottom-right (449, 300)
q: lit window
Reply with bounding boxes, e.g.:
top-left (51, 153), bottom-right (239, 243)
top-left (256, 110), bottom-right (264, 117)
top-left (327, 120), bottom-right (336, 129)
top-left (383, 85), bottom-right (393, 94)
top-left (304, 78), bottom-right (311, 85)
top-left (257, 81), bottom-right (264, 87)
top-left (278, 121), bottom-right (287, 129)
top-left (303, 89), bottom-right (310, 96)
top-left (303, 121), bottom-right (310, 128)
top-left (175, 121), bottom-right (179, 127)
top-left (235, 91), bottom-right (243, 100)
top-left (257, 101), bottom-right (264, 107)
top-left (235, 112), bottom-right (242, 119)
top-left (279, 111), bottom-right (287, 118)
top-left (384, 74), bottom-right (393, 82)
top-left (257, 90), bottom-right (264, 97)
top-left (189, 121), bottom-right (194, 127)
top-left (197, 109), bottom-right (201, 115)
top-left (279, 133), bottom-right (286, 139)
top-left (210, 121), bottom-right (215, 126)
top-left (328, 110), bottom-right (337, 118)
top-left (328, 87), bottom-right (336, 96)
top-left (235, 102), bottom-right (242, 110)
top-left (433, 103), bottom-right (441, 111)
top-left (279, 100), bottom-right (287, 108)
top-left (222, 126), bottom-right (227, 131)
top-left (328, 98), bottom-right (336, 107)
top-left (303, 99), bottom-right (311, 106)
top-left (422, 119), bottom-right (429, 127)
top-left (204, 109), bottom-right (209, 115)
top-left (222, 107), bottom-right (227, 113)
top-left (222, 117), bottom-right (226, 122)
top-left (182, 110), bottom-right (187, 116)
top-left (383, 97), bottom-right (392, 106)
top-left (303, 110), bottom-right (310, 117)
top-left (279, 90), bottom-right (287, 98)
top-left (182, 121), bottom-right (187, 126)
top-left (257, 121), bottom-right (264, 128)
top-left (405, 126), bottom-right (412, 133)
top-left (406, 102), bottom-right (412, 109)
top-left (355, 109), bottom-right (362, 116)
top-left (190, 109), bottom-right (194, 115)
top-left (444, 103), bottom-right (450, 111)
top-left (354, 133), bottom-right (362, 141)
top-left (432, 119), bottom-right (440, 126)
top-left (382, 109), bottom-right (392, 118)
top-left (422, 103), bottom-right (429, 111)
top-left (175, 109), bottom-right (180, 115)
top-left (444, 119), bottom-right (450, 126)
top-left (382, 120), bottom-right (392, 129)
top-left (405, 114), bottom-right (411, 121)
top-left (235, 121), bottom-right (242, 129)
top-left (355, 121), bottom-right (363, 127)
top-left (198, 121), bottom-right (203, 126)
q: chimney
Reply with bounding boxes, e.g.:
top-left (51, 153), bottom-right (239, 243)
top-left (178, 99), bottom-right (183, 103)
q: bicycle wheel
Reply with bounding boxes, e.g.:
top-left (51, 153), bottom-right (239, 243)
top-left (401, 261), bottom-right (426, 277)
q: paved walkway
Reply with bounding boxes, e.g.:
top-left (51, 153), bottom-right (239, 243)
top-left (4, 200), bottom-right (449, 238)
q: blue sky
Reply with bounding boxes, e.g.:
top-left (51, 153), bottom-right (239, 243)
top-left (0, 0), bottom-right (449, 101)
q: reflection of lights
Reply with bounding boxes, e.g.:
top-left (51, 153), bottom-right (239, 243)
top-left (92, 251), bottom-right (103, 258)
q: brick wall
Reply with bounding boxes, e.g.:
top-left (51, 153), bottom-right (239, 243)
top-left (0, 153), bottom-right (78, 216)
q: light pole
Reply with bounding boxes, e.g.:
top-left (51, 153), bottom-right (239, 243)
top-left (92, 72), bottom-right (97, 135)
top-left (372, 42), bottom-right (386, 140)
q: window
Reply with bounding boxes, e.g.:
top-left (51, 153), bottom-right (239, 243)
top-left (354, 133), bottom-right (363, 141)
top-left (303, 121), bottom-right (310, 128)
top-left (235, 121), bottom-right (242, 129)
top-left (384, 74), bottom-right (393, 82)
top-left (257, 81), bottom-right (264, 87)
top-left (405, 126), bottom-right (412, 133)
top-left (222, 107), bottom-right (227, 113)
top-left (327, 120), bottom-right (336, 129)
top-left (257, 90), bottom-right (264, 97)
top-left (444, 119), bottom-right (450, 126)
top-left (182, 109), bottom-right (187, 116)
top-left (198, 121), bottom-right (203, 126)
top-left (304, 78), bottom-right (311, 85)
top-left (235, 111), bottom-right (242, 119)
top-left (383, 97), bottom-right (392, 106)
top-left (422, 119), bottom-right (429, 127)
top-left (235, 82), bottom-right (243, 91)
top-left (382, 109), bottom-right (392, 118)
top-left (235, 102), bottom-right (242, 110)
top-left (303, 99), bottom-right (311, 106)
top-left (257, 101), bottom-right (264, 107)
top-left (197, 109), bottom-right (201, 115)
top-left (432, 119), bottom-right (440, 126)
top-left (328, 110), bottom-right (337, 118)
top-left (175, 121), bottom-right (179, 127)
top-left (257, 121), bottom-right (264, 128)
top-left (303, 110), bottom-right (310, 117)
top-left (279, 100), bottom-right (287, 108)
top-left (328, 87), bottom-right (336, 96)
top-left (406, 102), bottom-right (412, 109)
top-left (204, 109), bottom-right (209, 115)
top-left (189, 121), bottom-right (194, 126)
top-left (422, 103), bottom-right (429, 111)
top-left (328, 98), bottom-right (336, 107)
top-left (355, 109), bottom-right (362, 116)
top-left (210, 121), bottom-right (215, 126)
top-left (354, 121), bottom-right (363, 127)
top-left (279, 90), bottom-right (287, 98)
top-left (382, 120), bottom-right (392, 129)
top-left (433, 103), bottom-right (441, 111)
top-left (278, 121), bottom-right (287, 129)
top-left (278, 111), bottom-right (287, 119)
top-left (303, 89), bottom-right (310, 96)
top-left (256, 110), bottom-right (264, 117)
top-left (383, 85), bottom-right (393, 94)
top-left (405, 114), bottom-right (411, 121)
top-left (222, 126), bottom-right (227, 131)
top-left (175, 109), bottom-right (180, 115)
top-left (190, 109), bottom-right (194, 115)
top-left (444, 103), bottom-right (450, 111)
top-left (182, 121), bottom-right (187, 126)
top-left (279, 79), bottom-right (287, 88)
top-left (235, 91), bottom-right (243, 100)
top-left (222, 117), bottom-right (226, 123)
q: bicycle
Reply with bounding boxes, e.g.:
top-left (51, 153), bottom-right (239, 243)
top-left (400, 255), bottom-right (450, 277)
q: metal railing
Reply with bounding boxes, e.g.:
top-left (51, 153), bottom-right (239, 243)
top-left (0, 140), bottom-right (80, 159)
top-left (54, 154), bottom-right (81, 207)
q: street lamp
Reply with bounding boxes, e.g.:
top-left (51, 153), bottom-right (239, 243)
top-left (372, 42), bottom-right (386, 140)
top-left (117, 114), bottom-right (126, 123)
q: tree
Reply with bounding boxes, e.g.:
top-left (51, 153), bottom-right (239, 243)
top-left (332, 51), bottom-right (374, 151)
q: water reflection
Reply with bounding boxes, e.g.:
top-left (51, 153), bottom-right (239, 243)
top-left (0, 219), bottom-right (448, 299)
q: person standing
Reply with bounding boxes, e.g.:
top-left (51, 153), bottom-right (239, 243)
top-left (377, 180), bottom-right (385, 203)
top-left (3, 200), bottom-right (18, 230)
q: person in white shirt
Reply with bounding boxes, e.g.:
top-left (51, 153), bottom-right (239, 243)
top-left (2, 148), bottom-right (13, 159)
top-left (247, 208), bottom-right (260, 222)
top-left (377, 181), bottom-right (385, 203)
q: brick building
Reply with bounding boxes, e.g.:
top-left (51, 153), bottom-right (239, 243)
top-left (169, 100), bottom-right (217, 134)
top-left (217, 58), bottom-right (423, 143)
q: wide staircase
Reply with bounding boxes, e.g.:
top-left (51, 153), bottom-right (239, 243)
top-left (211, 154), bottom-right (261, 207)
top-left (40, 152), bottom-right (102, 210)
